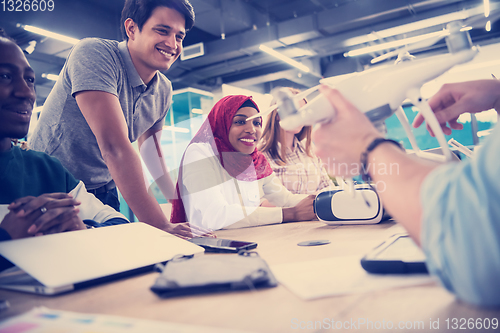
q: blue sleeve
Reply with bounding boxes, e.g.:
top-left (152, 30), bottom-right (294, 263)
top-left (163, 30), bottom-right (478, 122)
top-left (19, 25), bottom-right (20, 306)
top-left (420, 126), bottom-right (500, 307)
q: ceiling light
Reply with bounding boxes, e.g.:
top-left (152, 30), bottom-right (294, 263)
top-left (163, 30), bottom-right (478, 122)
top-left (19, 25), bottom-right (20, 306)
top-left (24, 41), bottom-right (37, 54)
top-left (484, 0), bottom-right (490, 18)
top-left (486, 20), bottom-right (492, 31)
top-left (259, 45), bottom-right (311, 73)
top-left (344, 30), bottom-right (448, 57)
top-left (17, 24), bottom-right (79, 44)
top-left (41, 73), bottom-right (59, 81)
top-left (191, 108), bottom-right (203, 114)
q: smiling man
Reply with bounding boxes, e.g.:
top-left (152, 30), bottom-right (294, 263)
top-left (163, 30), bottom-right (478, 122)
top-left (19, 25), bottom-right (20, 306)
top-left (29, 0), bottom-right (212, 239)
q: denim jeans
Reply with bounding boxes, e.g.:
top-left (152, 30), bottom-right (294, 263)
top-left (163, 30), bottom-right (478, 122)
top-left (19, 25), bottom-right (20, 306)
top-left (92, 187), bottom-right (120, 212)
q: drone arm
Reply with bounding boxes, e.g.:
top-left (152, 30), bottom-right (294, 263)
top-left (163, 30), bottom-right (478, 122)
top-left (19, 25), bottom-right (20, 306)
top-left (406, 88), bottom-right (454, 162)
top-left (393, 106), bottom-right (445, 162)
top-left (395, 106), bottom-right (421, 153)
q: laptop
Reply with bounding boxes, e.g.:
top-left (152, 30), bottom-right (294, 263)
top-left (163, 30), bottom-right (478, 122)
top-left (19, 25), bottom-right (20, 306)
top-left (0, 222), bottom-right (204, 295)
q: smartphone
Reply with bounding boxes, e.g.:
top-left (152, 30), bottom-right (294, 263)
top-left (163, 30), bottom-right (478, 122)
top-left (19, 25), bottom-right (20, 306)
top-left (188, 237), bottom-right (258, 253)
top-left (361, 234), bottom-right (428, 274)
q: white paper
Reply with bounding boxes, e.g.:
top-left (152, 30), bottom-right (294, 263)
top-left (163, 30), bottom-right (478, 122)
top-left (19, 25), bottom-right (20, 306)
top-left (271, 255), bottom-right (435, 300)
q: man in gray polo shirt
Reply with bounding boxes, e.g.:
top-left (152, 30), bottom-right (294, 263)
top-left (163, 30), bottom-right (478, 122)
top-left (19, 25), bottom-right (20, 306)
top-left (30, 0), bottom-right (212, 239)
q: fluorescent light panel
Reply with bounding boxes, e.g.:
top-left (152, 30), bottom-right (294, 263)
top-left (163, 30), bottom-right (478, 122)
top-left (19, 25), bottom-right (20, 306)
top-left (41, 73), bottom-right (59, 81)
top-left (345, 30), bottom-right (448, 57)
top-left (259, 45), bottom-right (310, 73)
top-left (163, 126), bottom-right (190, 133)
top-left (20, 24), bottom-right (79, 44)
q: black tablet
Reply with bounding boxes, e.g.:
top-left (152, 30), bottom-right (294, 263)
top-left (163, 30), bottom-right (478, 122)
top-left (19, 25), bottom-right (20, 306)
top-left (361, 234), bottom-right (428, 274)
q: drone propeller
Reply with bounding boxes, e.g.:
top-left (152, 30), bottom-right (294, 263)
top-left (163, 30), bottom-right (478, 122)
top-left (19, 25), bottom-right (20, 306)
top-left (370, 8), bottom-right (500, 64)
top-left (371, 30), bottom-right (448, 64)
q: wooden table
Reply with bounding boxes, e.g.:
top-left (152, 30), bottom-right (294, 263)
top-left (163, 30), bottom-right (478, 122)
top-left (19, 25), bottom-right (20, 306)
top-left (1, 220), bottom-right (499, 332)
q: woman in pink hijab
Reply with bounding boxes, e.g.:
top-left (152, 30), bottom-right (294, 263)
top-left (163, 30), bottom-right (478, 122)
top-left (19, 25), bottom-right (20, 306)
top-left (171, 95), bottom-right (315, 230)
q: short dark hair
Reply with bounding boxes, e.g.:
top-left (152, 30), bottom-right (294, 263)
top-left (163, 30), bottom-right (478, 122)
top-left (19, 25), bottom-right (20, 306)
top-left (121, 0), bottom-right (195, 40)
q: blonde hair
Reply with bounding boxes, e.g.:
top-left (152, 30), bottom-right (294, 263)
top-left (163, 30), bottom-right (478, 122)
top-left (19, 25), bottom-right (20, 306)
top-left (258, 87), bottom-right (312, 166)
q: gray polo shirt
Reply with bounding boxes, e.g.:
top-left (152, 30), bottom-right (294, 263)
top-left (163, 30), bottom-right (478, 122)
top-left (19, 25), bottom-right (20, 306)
top-left (30, 38), bottom-right (171, 190)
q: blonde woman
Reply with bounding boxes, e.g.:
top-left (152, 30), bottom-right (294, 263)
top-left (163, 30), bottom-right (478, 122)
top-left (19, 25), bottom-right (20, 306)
top-left (259, 88), bottom-right (335, 195)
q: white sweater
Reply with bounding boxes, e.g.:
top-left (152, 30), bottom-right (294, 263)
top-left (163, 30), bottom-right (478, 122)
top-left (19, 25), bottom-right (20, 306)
top-left (179, 142), bottom-right (307, 230)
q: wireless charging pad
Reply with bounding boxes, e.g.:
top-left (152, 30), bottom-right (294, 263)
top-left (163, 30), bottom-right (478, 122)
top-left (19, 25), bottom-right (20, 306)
top-left (297, 240), bottom-right (331, 247)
